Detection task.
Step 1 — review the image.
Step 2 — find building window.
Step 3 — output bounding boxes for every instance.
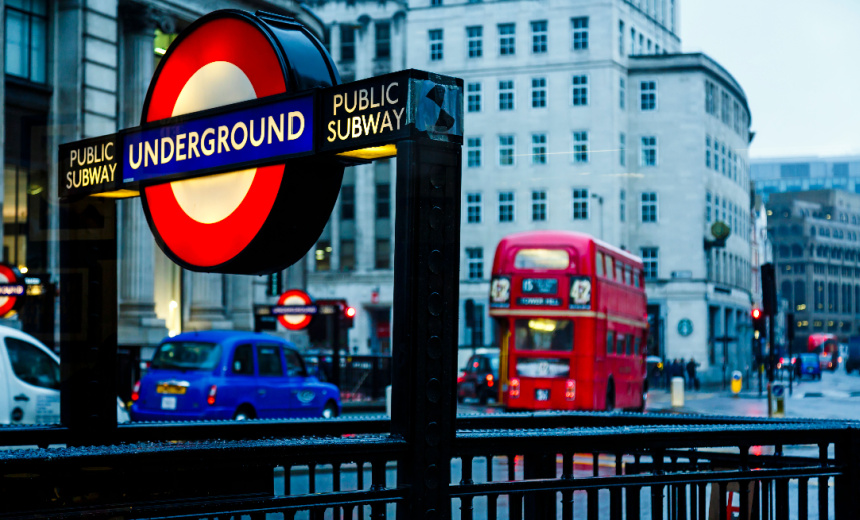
[532,190,547,221]
[375,22,391,58]
[531,20,547,54]
[706,191,712,222]
[640,80,656,110]
[618,20,625,56]
[531,77,547,108]
[532,133,547,164]
[630,27,636,55]
[572,75,588,106]
[467,82,482,112]
[641,247,658,279]
[705,80,717,115]
[572,131,588,163]
[467,137,482,167]
[5,0,47,83]
[315,240,332,271]
[571,16,589,50]
[467,26,483,58]
[499,80,514,110]
[619,77,626,110]
[340,25,355,62]
[721,91,730,124]
[572,188,589,220]
[340,239,356,271]
[499,135,515,166]
[619,133,626,167]
[340,185,355,220]
[431,0,443,6]
[498,23,516,56]
[429,29,443,61]
[706,135,711,168]
[376,183,391,219]
[467,192,482,223]
[467,248,484,280]
[375,239,391,269]
[499,191,515,222]
[641,192,658,222]
[640,136,657,166]
[620,189,626,222]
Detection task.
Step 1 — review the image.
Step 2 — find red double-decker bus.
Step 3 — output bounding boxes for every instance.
[489,230,648,411]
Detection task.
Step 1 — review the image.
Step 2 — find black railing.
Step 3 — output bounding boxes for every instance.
[1,414,857,519]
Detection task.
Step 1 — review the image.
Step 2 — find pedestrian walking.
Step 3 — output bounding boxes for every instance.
[686,357,700,390]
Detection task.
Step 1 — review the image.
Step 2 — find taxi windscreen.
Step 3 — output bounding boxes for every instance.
[151,342,222,371]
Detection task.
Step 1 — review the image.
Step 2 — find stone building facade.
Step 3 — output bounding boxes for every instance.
[306,0,757,385]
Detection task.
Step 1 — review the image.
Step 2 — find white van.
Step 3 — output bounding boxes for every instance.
[0,325,61,424]
[0,325,130,425]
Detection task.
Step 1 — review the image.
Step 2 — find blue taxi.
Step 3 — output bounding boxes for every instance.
[130,331,340,421]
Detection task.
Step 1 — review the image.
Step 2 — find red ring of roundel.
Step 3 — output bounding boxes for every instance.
[0,264,18,317]
[278,289,313,330]
[143,16,286,268]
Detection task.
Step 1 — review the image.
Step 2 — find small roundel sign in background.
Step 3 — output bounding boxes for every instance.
[276,289,315,330]
[0,264,21,317]
[139,10,344,275]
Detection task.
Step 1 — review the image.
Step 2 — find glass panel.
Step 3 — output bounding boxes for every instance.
[514,318,573,351]
[150,342,222,371]
[231,344,254,375]
[257,345,284,377]
[5,10,29,77]
[30,15,46,82]
[513,248,570,270]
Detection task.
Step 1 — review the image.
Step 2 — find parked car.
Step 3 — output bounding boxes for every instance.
[795,353,821,380]
[130,331,341,421]
[457,349,500,405]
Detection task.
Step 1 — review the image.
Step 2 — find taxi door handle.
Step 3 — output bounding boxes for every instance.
[14,394,29,402]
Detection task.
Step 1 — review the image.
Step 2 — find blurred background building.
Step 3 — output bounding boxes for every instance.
[307,0,756,385]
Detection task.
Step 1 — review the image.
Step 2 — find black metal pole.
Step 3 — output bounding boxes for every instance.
[59,196,118,443]
[392,139,461,519]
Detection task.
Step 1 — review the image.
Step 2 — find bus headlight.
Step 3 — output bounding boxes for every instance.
[509,377,520,398]
[565,379,576,401]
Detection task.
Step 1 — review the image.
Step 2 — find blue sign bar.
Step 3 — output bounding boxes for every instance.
[272,304,318,316]
[0,283,25,296]
[122,95,314,185]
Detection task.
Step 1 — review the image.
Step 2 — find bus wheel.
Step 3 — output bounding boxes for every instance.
[605,382,615,412]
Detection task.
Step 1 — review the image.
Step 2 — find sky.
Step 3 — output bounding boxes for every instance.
[679,0,860,159]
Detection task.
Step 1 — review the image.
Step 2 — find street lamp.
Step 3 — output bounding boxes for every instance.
[591,193,604,239]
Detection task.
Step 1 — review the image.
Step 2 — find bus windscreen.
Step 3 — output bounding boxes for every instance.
[513,249,569,270]
[514,319,573,351]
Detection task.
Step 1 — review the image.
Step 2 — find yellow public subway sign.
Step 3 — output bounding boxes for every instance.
[319,69,463,159]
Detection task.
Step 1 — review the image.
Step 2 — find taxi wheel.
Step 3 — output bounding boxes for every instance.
[322,401,338,419]
[233,406,256,421]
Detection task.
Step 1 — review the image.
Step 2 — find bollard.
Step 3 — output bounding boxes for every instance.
[385,385,392,416]
[770,383,785,418]
[731,370,743,396]
[671,377,685,407]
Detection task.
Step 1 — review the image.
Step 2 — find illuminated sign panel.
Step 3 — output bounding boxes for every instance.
[124,95,313,185]
[59,135,120,198]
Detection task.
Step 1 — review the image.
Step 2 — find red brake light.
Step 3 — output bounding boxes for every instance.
[509,377,520,398]
[565,379,576,401]
[486,374,494,387]
[457,371,465,384]
[131,381,140,402]
[207,385,217,406]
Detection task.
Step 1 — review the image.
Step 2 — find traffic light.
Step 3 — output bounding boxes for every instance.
[752,308,766,339]
[761,263,777,316]
[342,305,356,329]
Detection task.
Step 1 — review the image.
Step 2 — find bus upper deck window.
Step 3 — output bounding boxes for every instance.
[514,249,570,270]
[595,252,604,277]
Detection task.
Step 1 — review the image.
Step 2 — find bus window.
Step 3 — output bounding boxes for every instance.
[625,266,632,285]
[514,249,570,270]
[606,257,614,279]
[596,252,604,277]
[514,319,573,351]
[626,336,632,355]
[633,269,641,288]
[616,334,625,356]
[615,262,623,281]
[606,330,615,354]
[634,337,641,355]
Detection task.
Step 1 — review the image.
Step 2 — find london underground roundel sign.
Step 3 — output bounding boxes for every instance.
[140,10,344,275]
[276,289,315,330]
[0,264,22,317]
